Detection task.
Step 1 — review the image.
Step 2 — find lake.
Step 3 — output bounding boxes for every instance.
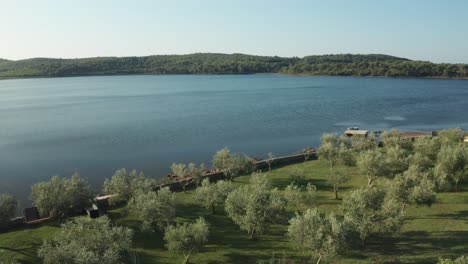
[1,74,468,206]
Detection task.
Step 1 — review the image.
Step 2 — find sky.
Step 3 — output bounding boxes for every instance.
[1,0,467,63]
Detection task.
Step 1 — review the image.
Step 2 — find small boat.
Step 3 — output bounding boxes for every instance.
[347,127,359,130]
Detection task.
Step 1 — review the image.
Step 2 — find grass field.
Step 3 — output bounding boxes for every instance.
[1,159,467,263]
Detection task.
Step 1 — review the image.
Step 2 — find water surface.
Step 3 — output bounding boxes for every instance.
[1,75,467,206]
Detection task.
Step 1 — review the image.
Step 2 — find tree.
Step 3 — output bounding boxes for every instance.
[287,208,344,264]
[31,173,93,219]
[171,163,190,192]
[188,163,206,186]
[386,165,436,211]
[318,134,352,198]
[383,145,410,177]
[103,169,154,205]
[380,129,401,148]
[438,256,468,264]
[171,163,206,191]
[340,187,403,245]
[357,149,387,186]
[437,128,463,146]
[413,136,441,162]
[0,193,18,227]
[350,134,378,153]
[164,217,209,264]
[226,153,252,179]
[212,148,252,179]
[338,137,356,166]
[266,152,275,171]
[171,163,188,178]
[317,135,339,172]
[225,173,285,239]
[212,147,231,170]
[380,129,413,151]
[284,183,316,210]
[195,179,233,214]
[128,187,176,231]
[434,144,467,191]
[327,171,351,200]
[38,216,133,264]
[410,152,433,171]
[303,147,315,162]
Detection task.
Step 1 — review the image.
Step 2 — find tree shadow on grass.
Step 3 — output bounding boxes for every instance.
[432,210,468,220]
[361,231,468,264]
[0,245,42,262]
[200,211,292,254]
[405,209,468,223]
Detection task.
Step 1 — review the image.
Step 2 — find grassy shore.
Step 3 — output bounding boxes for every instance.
[1,159,467,263]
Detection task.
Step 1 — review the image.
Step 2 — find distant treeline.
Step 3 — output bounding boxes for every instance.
[0,53,467,79]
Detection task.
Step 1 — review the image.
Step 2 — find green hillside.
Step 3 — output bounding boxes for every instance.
[0,53,467,79]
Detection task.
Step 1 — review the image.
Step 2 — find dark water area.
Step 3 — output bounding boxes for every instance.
[1,74,468,207]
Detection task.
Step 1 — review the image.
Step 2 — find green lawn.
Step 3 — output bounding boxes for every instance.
[1,160,467,263]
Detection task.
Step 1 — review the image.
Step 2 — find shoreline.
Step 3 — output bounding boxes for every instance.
[1,72,468,81]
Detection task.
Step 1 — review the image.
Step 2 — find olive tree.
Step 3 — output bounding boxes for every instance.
[0,193,18,227]
[318,134,351,198]
[387,165,436,211]
[212,147,231,170]
[380,129,401,148]
[437,128,463,146]
[225,173,285,239]
[317,133,340,172]
[164,217,209,264]
[284,182,316,210]
[380,129,413,150]
[195,179,233,214]
[413,136,441,162]
[350,134,378,153]
[303,147,315,162]
[128,187,176,231]
[31,173,93,219]
[410,152,434,172]
[434,144,467,191]
[103,169,155,205]
[212,148,252,179]
[188,163,206,186]
[266,152,275,171]
[356,149,387,186]
[38,216,133,264]
[327,172,351,200]
[341,187,403,245]
[338,137,356,166]
[171,163,188,178]
[438,256,468,264]
[287,208,344,264]
[383,145,410,177]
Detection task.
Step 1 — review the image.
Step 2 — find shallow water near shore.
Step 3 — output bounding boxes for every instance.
[1,74,468,206]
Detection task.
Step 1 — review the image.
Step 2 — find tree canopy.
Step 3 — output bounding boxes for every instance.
[38,216,133,264]
[128,187,176,231]
[164,217,209,264]
[0,193,18,227]
[1,53,467,79]
[31,173,93,218]
[224,173,285,239]
[287,208,344,264]
[103,169,155,205]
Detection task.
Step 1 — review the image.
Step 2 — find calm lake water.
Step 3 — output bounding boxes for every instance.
[1,75,468,206]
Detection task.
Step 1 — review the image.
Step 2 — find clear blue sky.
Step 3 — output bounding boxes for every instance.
[1,0,467,63]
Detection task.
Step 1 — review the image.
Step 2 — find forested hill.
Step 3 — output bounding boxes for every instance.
[0,53,467,79]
